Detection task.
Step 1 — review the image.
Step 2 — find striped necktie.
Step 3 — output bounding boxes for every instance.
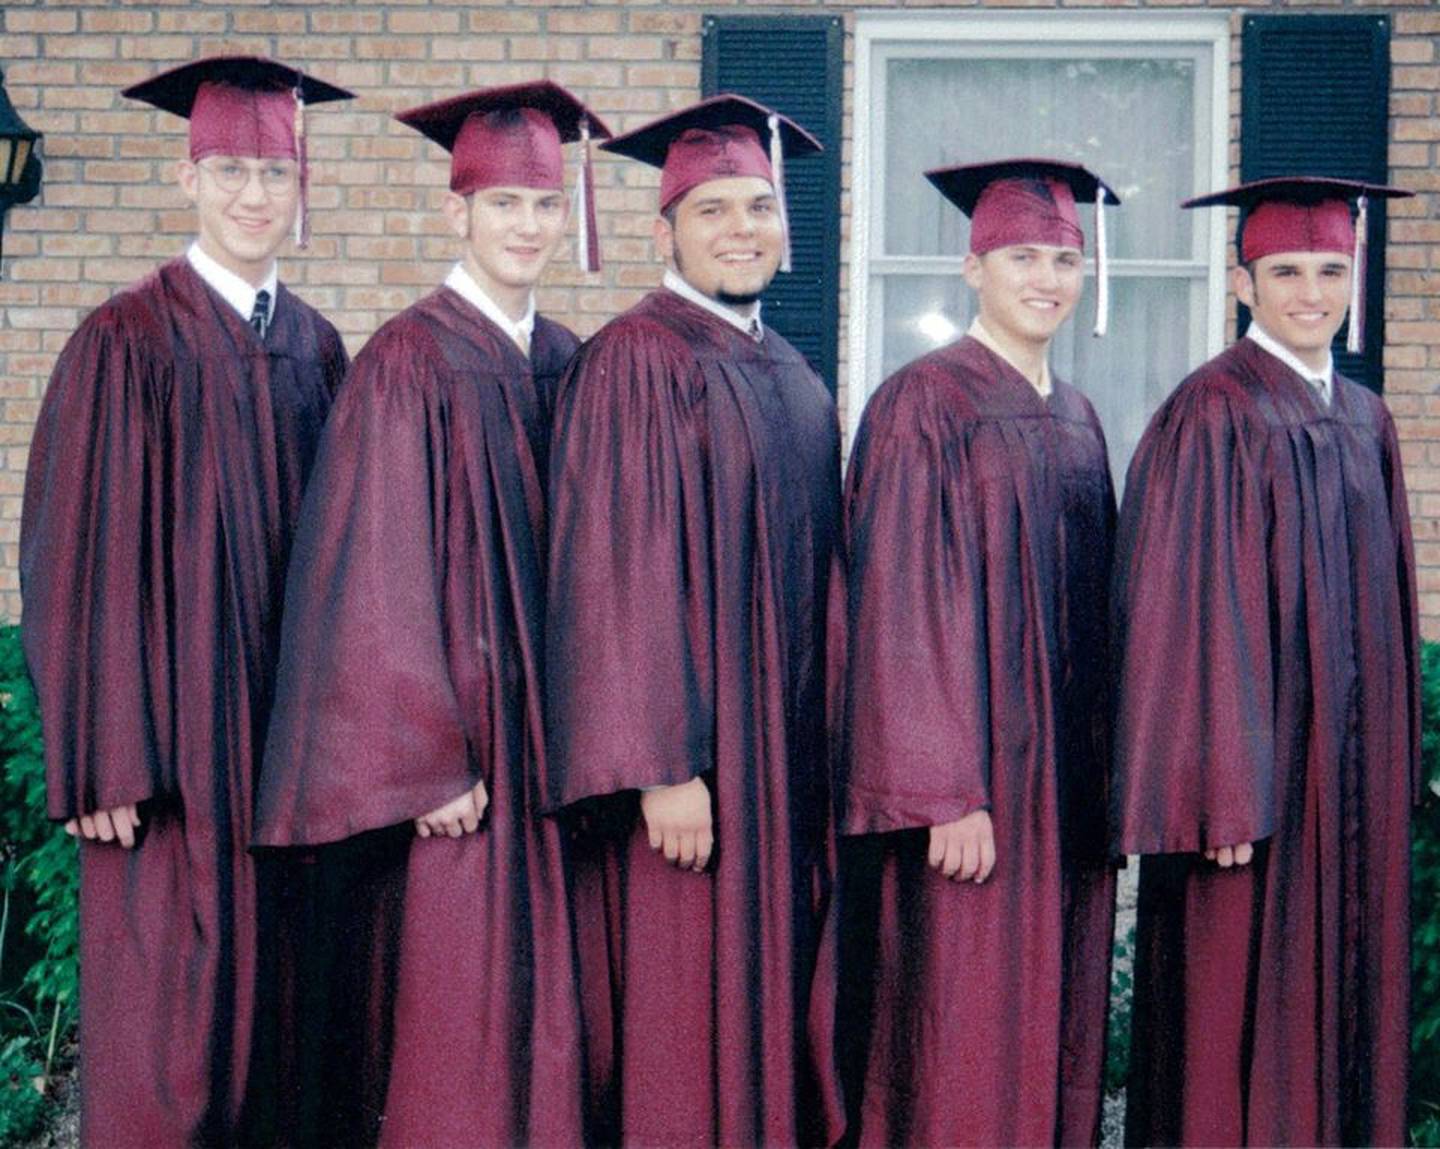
[250,289,270,340]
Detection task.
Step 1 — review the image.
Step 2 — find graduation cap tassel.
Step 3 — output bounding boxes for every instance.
[1347,193,1368,355]
[767,113,792,274]
[576,118,601,274]
[293,84,309,249]
[1092,185,1109,338]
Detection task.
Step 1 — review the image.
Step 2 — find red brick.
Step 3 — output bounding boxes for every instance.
[311,11,385,33]
[155,11,228,33]
[4,10,77,32]
[589,36,667,61]
[82,10,155,33]
[549,10,623,33]
[6,61,77,85]
[234,10,307,33]
[389,9,459,33]
[467,11,541,32]
[40,283,111,308]
[509,36,585,61]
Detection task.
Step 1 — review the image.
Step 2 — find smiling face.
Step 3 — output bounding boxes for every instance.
[443,184,569,321]
[655,176,782,307]
[962,243,1084,354]
[179,155,299,287]
[1232,251,1352,373]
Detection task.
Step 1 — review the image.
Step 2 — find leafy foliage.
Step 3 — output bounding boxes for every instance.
[0,624,77,1141]
[1412,643,1440,1145]
[1105,924,1134,1094]
[0,1035,47,1145]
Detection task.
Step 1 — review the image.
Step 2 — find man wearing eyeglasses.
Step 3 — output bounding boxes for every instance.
[19,56,351,1146]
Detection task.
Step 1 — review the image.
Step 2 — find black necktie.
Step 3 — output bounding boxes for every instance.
[250,290,270,340]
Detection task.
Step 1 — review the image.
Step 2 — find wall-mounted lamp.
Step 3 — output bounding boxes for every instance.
[0,68,43,279]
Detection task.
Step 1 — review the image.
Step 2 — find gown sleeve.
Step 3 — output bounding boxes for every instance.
[837,380,992,835]
[256,325,475,846]
[21,305,175,820]
[1111,380,1276,855]
[1379,407,1423,807]
[543,322,715,810]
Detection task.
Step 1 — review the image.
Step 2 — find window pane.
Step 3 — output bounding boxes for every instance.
[883,56,1198,261]
[877,273,1197,486]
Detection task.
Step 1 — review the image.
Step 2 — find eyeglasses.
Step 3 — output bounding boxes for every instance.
[196,158,299,196]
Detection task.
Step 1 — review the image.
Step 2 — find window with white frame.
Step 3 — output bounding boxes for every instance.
[847,13,1231,485]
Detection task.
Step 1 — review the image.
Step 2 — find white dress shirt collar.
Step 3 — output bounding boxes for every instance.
[663,269,764,341]
[967,317,1052,397]
[445,263,535,354]
[187,242,277,327]
[1246,322,1333,407]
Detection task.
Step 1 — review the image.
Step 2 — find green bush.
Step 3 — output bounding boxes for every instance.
[0,623,77,1142]
[1412,642,1440,1145]
[1105,925,1134,1095]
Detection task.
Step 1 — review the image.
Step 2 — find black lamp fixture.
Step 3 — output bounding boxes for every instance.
[0,67,43,279]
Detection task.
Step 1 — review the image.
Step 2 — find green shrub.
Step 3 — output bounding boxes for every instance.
[0,623,76,1142]
[1105,924,1134,1094]
[0,1034,47,1145]
[1412,642,1440,1145]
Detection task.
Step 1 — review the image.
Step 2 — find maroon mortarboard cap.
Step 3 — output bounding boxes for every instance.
[1182,176,1409,261]
[123,56,352,249]
[926,158,1119,254]
[602,94,822,271]
[397,82,612,273]
[927,158,1122,337]
[1184,176,1412,351]
[122,56,351,162]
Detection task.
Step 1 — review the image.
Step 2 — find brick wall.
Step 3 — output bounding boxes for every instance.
[0,1,1436,632]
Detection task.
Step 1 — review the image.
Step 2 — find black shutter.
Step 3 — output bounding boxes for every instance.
[1240,14,1392,392]
[702,15,843,396]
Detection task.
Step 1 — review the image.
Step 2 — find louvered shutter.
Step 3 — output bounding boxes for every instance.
[701,15,843,396]
[1241,14,1392,392]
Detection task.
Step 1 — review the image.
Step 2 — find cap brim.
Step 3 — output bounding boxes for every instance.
[122,56,353,117]
[1182,176,1412,210]
[600,93,822,169]
[925,157,1121,217]
[396,81,613,153]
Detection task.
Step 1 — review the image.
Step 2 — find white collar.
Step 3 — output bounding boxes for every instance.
[187,242,277,325]
[1245,323,1333,406]
[445,263,535,353]
[663,269,764,341]
[967,317,1052,397]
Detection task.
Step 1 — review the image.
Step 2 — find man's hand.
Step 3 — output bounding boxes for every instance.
[415,779,490,839]
[928,810,995,883]
[640,777,713,872]
[65,804,141,849]
[1203,841,1254,868]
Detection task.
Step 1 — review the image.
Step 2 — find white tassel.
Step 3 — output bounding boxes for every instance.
[1347,194,1368,355]
[575,119,595,273]
[293,84,307,248]
[1092,185,1109,338]
[768,112,792,274]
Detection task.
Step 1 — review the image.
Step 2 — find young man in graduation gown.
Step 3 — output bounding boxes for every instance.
[1113,177,1420,1147]
[545,96,844,1147]
[19,56,351,1146]
[254,83,607,1148]
[834,159,1119,1147]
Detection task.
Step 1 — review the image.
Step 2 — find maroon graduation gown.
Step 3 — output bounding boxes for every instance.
[255,288,585,1148]
[20,257,345,1146]
[1112,338,1420,1147]
[545,289,845,1147]
[834,336,1116,1147]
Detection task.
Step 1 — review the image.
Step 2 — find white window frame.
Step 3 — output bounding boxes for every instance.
[846,11,1232,446]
